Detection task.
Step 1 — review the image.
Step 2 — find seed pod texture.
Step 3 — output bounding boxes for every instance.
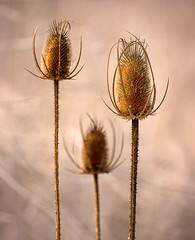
[82,122,108,173]
[115,39,152,119]
[41,21,72,80]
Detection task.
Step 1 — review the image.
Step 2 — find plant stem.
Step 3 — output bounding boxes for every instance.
[93,173,101,240]
[54,80,61,240]
[128,119,139,240]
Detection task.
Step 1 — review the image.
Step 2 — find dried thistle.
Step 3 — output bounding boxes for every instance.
[64,115,124,240]
[27,20,84,240]
[41,21,72,79]
[104,34,169,120]
[27,20,84,80]
[103,34,169,240]
[82,120,108,173]
[64,115,124,174]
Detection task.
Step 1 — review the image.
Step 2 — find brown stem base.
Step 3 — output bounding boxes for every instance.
[128,119,139,240]
[54,80,61,240]
[94,174,101,240]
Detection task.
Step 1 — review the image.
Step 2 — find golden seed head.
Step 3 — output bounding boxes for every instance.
[115,38,153,119]
[41,20,72,80]
[64,116,125,174]
[82,121,108,174]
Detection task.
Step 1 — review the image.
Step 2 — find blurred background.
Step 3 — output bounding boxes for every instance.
[0,0,195,239]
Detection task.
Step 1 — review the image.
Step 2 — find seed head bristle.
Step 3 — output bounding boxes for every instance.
[82,121,108,174]
[115,39,152,119]
[41,20,72,80]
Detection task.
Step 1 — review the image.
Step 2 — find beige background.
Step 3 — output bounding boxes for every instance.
[0,0,195,239]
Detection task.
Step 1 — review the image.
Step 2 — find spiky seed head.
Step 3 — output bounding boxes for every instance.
[115,38,154,120]
[41,20,72,80]
[82,121,108,174]
[64,116,124,174]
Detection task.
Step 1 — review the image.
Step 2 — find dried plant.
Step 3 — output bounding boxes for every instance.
[27,20,84,240]
[104,34,169,240]
[64,115,124,240]
[27,20,84,80]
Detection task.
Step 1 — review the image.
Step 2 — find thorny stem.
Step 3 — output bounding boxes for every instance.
[128,119,139,240]
[54,80,61,240]
[93,174,101,240]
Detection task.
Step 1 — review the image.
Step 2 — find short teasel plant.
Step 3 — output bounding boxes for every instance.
[104,34,169,240]
[64,115,124,240]
[27,20,84,240]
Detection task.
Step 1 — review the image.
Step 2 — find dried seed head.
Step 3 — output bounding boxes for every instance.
[116,40,151,117]
[82,120,108,174]
[115,38,154,119]
[27,20,84,81]
[41,20,72,80]
[103,35,169,121]
[64,116,124,175]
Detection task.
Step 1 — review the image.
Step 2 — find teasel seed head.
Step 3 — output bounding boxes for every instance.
[104,34,169,120]
[26,20,84,80]
[41,20,72,79]
[63,115,124,175]
[82,119,108,173]
[116,39,152,119]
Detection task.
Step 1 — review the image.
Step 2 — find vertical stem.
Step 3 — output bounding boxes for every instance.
[54,80,61,240]
[128,119,139,240]
[93,173,101,240]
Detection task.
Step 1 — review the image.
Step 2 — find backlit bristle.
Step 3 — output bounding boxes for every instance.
[82,121,108,174]
[41,20,72,80]
[115,39,152,119]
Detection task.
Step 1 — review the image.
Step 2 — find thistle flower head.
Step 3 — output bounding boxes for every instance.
[64,115,124,175]
[116,39,152,119]
[104,34,169,120]
[27,20,84,81]
[82,119,108,173]
[41,20,72,79]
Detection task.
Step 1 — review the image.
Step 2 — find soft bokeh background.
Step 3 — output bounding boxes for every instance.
[0,0,195,239]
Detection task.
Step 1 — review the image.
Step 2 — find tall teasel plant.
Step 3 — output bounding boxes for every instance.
[64,115,124,240]
[104,34,169,240]
[27,20,84,240]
